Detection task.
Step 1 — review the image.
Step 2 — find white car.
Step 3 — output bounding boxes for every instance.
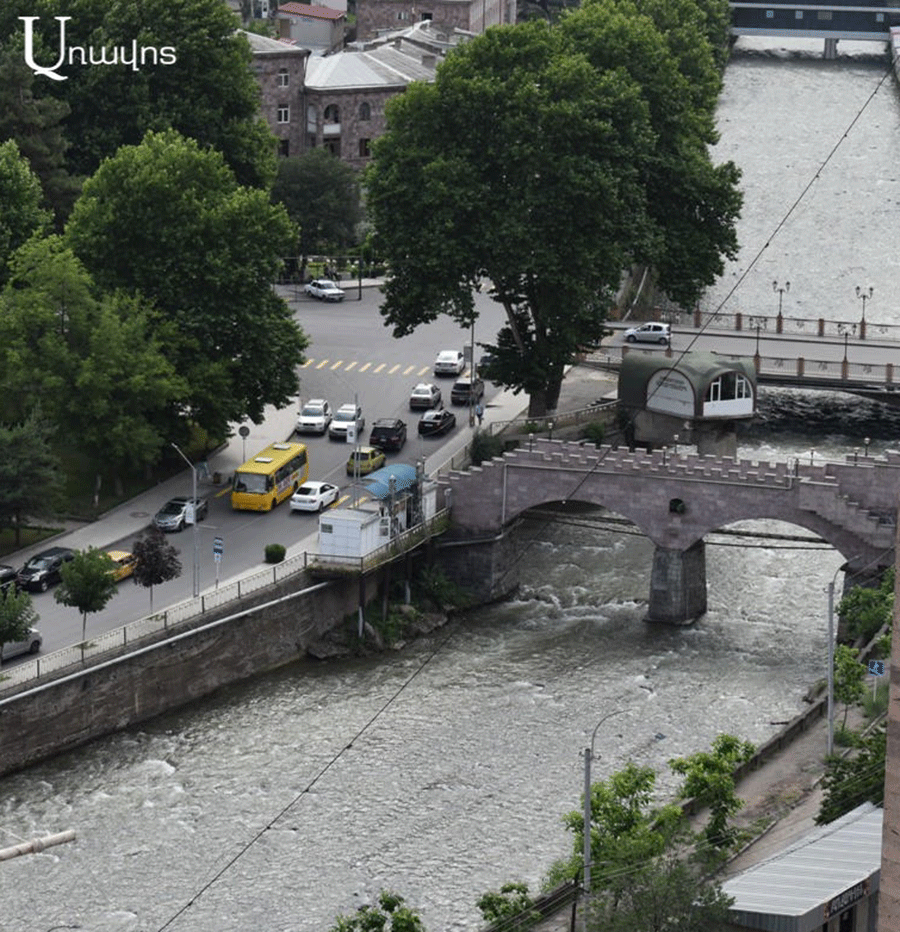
[290,481,340,512]
[1,627,42,662]
[409,382,442,410]
[296,399,332,434]
[304,279,345,302]
[434,349,465,376]
[623,322,671,345]
[329,403,365,440]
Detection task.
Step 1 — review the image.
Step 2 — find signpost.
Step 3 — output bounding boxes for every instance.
[213,536,224,589]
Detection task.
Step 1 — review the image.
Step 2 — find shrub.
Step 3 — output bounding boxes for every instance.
[581,421,605,445]
[471,432,505,466]
[265,543,286,564]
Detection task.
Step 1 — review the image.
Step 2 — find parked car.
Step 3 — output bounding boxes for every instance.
[290,481,340,513]
[369,418,407,452]
[623,322,671,345]
[304,279,345,302]
[434,349,465,376]
[409,382,442,410]
[16,546,75,592]
[347,446,386,476]
[0,564,17,594]
[1,627,42,662]
[152,496,209,532]
[418,408,457,437]
[296,399,332,435]
[329,403,365,440]
[106,550,137,582]
[450,376,485,406]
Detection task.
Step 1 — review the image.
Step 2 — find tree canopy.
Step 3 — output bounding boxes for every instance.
[131,527,182,611]
[367,3,741,415]
[0,588,39,660]
[55,547,118,643]
[0,139,50,285]
[66,129,308,439]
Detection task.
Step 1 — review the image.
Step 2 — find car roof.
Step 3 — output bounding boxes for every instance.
[106,550,132,560]
[412,382,436,391]
[304,398,328,406]
[297,480,329,490]
[336,403,358,411]
[373,418,402,426]
[436,349,460,357]
[352,446,379,454]
[421,410,444,420]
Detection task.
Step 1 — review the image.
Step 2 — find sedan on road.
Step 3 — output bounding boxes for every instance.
[107,550,137,582]
[304,279,345,302]
[290,481,340,512]
[347,446,386,476]
[1,627,42,662]
[624,322,670,345]
[418,408,457,437]
[434,350,465,376]
[409,382,442,410]
[152,497,209,532]
[17,546,75,592]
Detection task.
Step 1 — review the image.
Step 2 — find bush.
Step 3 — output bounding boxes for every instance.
[471,432,505,466]
[264,543,286,564]
[581,421,605,445]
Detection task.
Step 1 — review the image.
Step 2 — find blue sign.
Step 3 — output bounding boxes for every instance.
[213,537,224,556]
[868,660,885,676]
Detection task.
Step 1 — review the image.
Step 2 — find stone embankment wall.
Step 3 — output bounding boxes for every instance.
[0,570,380,778]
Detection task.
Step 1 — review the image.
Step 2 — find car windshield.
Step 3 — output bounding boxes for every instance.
[233,472,268,494]
[160,502,184,515]
[25,557,52,570]
[334,410,355,422]
[318,280,338,289]
[301,405,324,416]
[296,485,317,496]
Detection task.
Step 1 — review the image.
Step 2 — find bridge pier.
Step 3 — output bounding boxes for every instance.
[824,38,838,59]
[647,541,707,625]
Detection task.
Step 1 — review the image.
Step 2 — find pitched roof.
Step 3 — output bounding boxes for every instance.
[278,2,345,20]
[305,44,437,89]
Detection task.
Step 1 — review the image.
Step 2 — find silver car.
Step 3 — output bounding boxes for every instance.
[623,322,671,345]
[153,496,209,532]
[1,627,42,662]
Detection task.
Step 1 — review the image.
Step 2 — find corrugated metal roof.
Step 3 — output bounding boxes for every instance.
[362,464,418,499]
[721,804,882,932]
[305,45,436,89]
[241,30,308,55]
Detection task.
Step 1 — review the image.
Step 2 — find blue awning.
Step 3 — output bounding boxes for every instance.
[361,464,418,499]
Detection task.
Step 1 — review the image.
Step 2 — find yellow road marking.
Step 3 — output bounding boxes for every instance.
[316,359,329,369]
[403,365,417,374]
[418,366,430,375]
[359,362,371,372]
[388,364,401,374]
[331,360,343,370]
[373,363,386,373]
[344,362,358,372]
[300,359,313,368]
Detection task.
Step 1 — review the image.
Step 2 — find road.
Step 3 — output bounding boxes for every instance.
[8,287,510,660]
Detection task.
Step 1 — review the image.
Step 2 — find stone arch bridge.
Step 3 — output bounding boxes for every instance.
[440,439,899,622]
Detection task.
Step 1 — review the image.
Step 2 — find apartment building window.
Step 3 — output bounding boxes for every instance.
[358,138,371,157]
[359,102,371,121]
[277,105,290,123]
[278,68,289,87]
[324,104,340,123]
[279,139,290,156]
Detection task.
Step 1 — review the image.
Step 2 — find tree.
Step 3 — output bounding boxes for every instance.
[0,588,39,662]
[54,547,118,644]
[669,733,755,851]
[817,725,886,825]
[131,528,182,611]
[477,881,541,928]
[271,150,362,269]
[0,410,63,546]
[329,890,426,932]
[66,129,308,440]
[3,0,276,190]
[368,22,655,416]
[0,139,50,285]
[838,569,894,642]
[587,843,734,932]
[833,644,865,730]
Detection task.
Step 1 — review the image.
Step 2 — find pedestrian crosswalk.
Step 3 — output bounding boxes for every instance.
[301,358,433,377]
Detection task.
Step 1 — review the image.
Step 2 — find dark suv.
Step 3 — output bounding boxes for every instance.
[369,418,407,452]
[17,546,76,592]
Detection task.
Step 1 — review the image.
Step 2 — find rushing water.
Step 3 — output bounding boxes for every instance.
[2,36,899,932]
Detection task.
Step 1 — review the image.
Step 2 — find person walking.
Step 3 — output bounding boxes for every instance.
[475,402,484,426]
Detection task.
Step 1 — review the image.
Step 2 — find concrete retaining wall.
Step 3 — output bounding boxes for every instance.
[0,570,379,778]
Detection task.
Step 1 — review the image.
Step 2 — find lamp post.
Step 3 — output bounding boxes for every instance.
[582,709,626,930]
[864,436,871,458]
[856,285,873,323]
[773,280,790,330]
[171,442,200,598]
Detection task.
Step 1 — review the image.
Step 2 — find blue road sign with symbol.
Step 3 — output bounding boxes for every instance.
[868,660,884,676]
[213,537,224,556]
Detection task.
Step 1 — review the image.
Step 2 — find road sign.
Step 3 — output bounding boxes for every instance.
[868,660,884,676]
[213,537,224,557]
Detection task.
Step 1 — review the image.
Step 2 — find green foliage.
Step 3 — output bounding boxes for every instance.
[837,569,893,642]
[330,890,425,932]
[0,139,51,283]
[265,543,286,564]
[131,528,182,611]
[558,761,686,889]
[414,565,470,611]
[66,129,308,440]
[587,844,734,932]
[581,422,606,445]
[669,733,755,850]
[470,432,506,466]
[862,681,889,720]
[0,410,63,547]
[817,725,886,824]
[272,150,362,256]
[55,547,118,642]
[0,587,39,659]
[833,645,865,728]
[477,881,541,929]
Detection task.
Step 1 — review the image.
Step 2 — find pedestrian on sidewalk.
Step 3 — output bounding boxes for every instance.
[475,402,484,426]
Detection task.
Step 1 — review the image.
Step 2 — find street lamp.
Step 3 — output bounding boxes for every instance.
[582,709,626,929]
[864,436,871,458]
[171,442,200,598]
[856,285,873,323]
[772,280,790,317]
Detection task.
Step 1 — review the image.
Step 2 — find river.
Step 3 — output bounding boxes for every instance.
[2,34,899,932]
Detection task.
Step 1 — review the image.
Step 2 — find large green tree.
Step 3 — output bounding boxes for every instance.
[55,547,118,644]
[368,22,655,416]
[817,725,886,825]
[0,139,50,285]
[0,0,275,190]
[66,129,308,439]
[272,149,362,262]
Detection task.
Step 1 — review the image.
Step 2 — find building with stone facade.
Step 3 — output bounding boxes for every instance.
[276,1,346,53]
[355,0,515,40]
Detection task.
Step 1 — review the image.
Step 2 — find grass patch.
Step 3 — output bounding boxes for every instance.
[0,525,64,560]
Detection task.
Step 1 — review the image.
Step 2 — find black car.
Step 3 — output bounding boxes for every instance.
[0,564,18,594]
[418,408,457,437]
[369,418,407,452]
[450,376,485,406]
[17,546,76,592]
